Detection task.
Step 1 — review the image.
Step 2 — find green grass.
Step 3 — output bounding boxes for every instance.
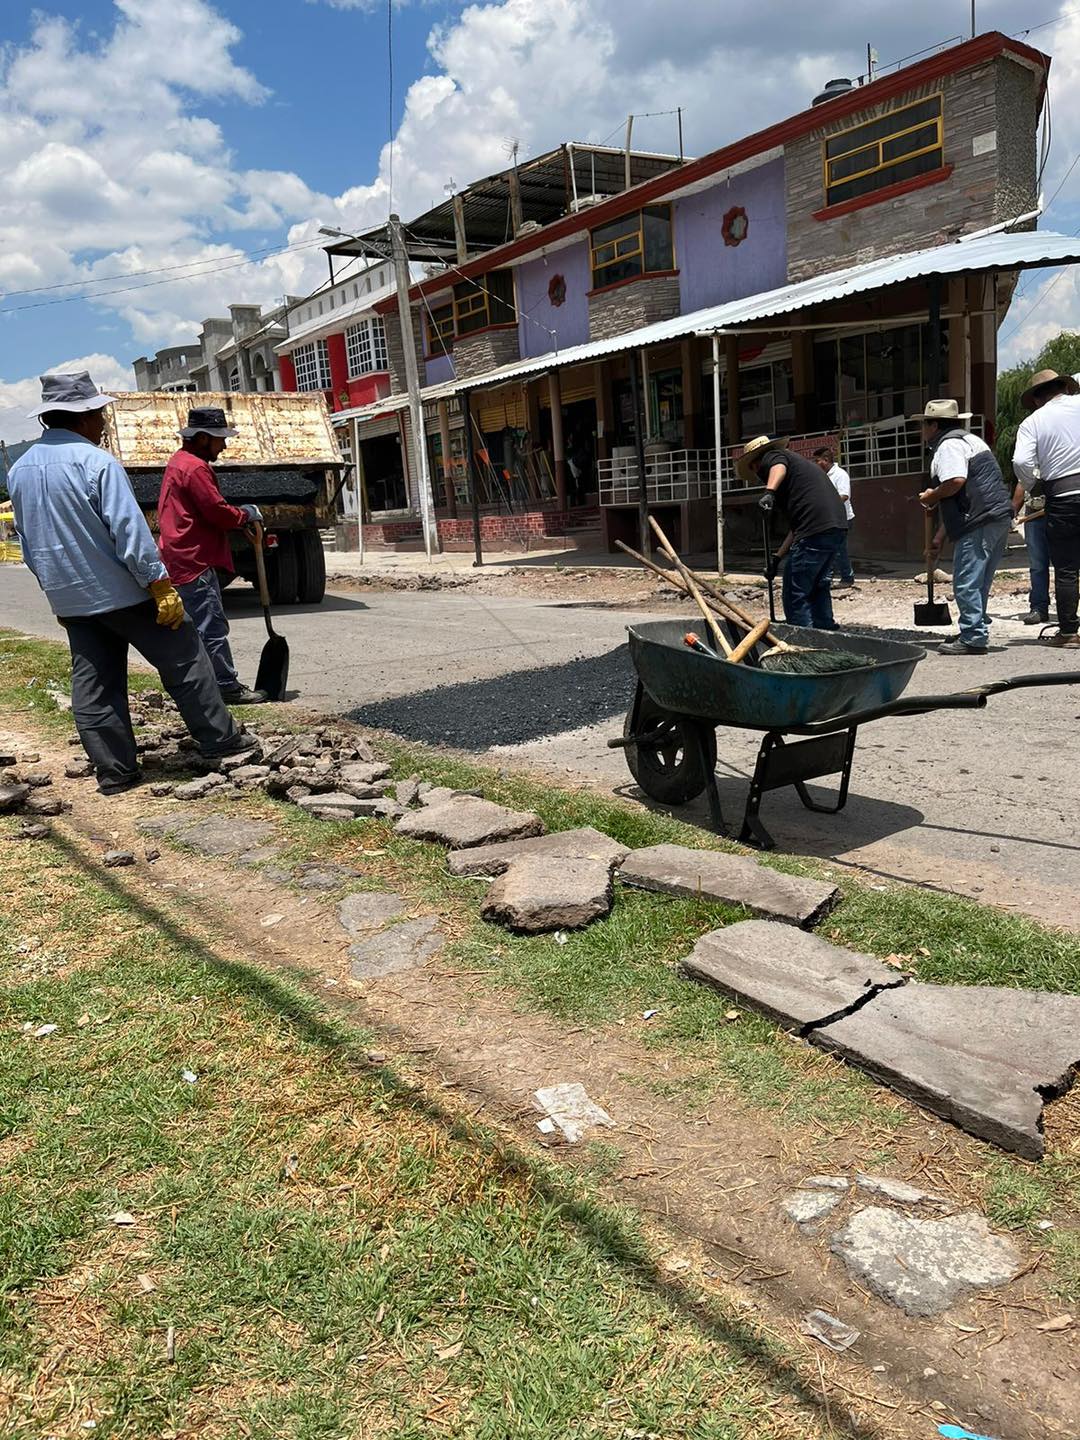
[4,630,1080,1303]
[0,836,835,1439]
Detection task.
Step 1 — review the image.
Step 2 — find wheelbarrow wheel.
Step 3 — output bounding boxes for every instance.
[623,692,716,806]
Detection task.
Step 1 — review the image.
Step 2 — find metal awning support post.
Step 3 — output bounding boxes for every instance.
[712,333,725,577]
[926,274,943,401]
[628,348,650,555]
[462,388,483,567]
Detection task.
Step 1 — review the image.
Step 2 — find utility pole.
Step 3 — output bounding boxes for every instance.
[971,1,977,39]
[388,212,438,559]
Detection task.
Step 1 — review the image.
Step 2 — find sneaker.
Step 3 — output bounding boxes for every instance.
[1021,609,1049,625]
[220,685,269,705]
[1043,632,1080,648]
[938,639,988,655]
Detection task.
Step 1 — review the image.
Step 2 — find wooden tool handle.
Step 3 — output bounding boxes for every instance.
[615,537,783,650]
[252,522,271,612]
[923,508,936,606]
[648,518,733,657]
[727,617,771,664]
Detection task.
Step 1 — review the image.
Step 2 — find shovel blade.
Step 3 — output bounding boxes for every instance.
[255,633,290,701]
[913,601,951,626]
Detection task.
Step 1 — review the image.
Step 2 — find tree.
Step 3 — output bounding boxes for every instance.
[996,331,1080,474]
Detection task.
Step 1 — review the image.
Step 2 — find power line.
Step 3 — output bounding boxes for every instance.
[0,235,331,316]
[0,235,330,303]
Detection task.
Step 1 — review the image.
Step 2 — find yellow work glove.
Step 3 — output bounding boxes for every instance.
[148,578,184,630]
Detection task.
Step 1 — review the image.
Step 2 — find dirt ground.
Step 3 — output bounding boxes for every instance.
[4,720,1079,1440]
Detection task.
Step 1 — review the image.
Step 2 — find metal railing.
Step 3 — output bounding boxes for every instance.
[597,416,986,505]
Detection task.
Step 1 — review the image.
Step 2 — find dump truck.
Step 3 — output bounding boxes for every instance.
[102,391,348,605]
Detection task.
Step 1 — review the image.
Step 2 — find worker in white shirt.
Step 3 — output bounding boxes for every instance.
[1012,368,1080,648]
[813,446,854,585]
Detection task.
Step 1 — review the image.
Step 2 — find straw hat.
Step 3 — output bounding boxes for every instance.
[736,434,786,484]
[1020,369,1080,411]
[908,399,973,423]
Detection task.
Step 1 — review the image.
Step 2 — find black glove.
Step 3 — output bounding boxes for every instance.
[758,492,775,513]
[764,560,778,582]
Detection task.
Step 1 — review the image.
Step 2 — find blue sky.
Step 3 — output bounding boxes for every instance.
[2,0,1080,440]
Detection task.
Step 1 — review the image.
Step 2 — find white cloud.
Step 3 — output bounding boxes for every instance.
[2,0,1079,380]
[0,354,136,446]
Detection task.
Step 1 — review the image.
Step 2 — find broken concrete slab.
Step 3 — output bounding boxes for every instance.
[810,983,1080,1160]
[24,796,67,816]
[230,764,271,784]
[348,915,444,979]
[447,826,629,879]
[136,809,198,836]
[395,796,544,850]
[296,791,377,821]
[64,759,94,779]
[235,845,284,867]
[855,1174,942,1206]
[171,815,277,858]
[338,891,406,936]
[293,861,361,891]
[804,1175,849,1191]
[781,1188,844,1232]
[679,920,904,1031]
[103,850,136,868]
[174,774,228,800]
[395,776,421,807]
[829,1207,1020,1316]
[618,844,839,928]
[0,782,31,813]
[339,761,391,786]
[482,854,614,933]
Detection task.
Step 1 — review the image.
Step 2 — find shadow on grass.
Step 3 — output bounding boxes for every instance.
[49,828,876,1440]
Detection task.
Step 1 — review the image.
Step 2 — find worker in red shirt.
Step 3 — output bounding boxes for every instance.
[158,407,266,704]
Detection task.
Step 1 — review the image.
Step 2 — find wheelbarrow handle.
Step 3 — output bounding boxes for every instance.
[786,670,1080,735]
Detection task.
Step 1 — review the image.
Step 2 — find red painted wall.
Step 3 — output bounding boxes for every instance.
[327,333,349,411]
[346,373,390,409]
[278,354,297,391]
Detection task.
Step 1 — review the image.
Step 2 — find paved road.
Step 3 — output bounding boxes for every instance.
[3,564,1079,930]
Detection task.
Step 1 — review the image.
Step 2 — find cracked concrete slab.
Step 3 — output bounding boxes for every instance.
[395,796,544,850]
[810,982,1080,1160]
[447,826,629,878]
[348,916,444,979]
[618,844,839,928]
[338,891,406,936]
[137,813,275,857]
[829,1207,1021,1316]
[781,1188,844,1232]
[679,920,904,1030]
[481,854,614,933]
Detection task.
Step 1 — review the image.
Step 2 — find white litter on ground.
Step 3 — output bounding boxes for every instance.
[533,1083,614,1144]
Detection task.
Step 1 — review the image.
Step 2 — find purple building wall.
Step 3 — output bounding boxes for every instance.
[424,351,455,386]
[515,241,591,358]
[674,156,787,313]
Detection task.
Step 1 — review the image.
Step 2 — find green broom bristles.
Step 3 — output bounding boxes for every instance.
[760,647,869,674]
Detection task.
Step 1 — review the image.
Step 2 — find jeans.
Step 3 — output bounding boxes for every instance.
[59,603,240,792]
[1025,513,1051,616]
[952,518,1009,649]
[835,529,855,583]
[1047,495,1080,635]
[781,528,845,629]
[178,568,239,690]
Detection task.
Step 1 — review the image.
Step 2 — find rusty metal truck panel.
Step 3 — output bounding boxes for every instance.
[102,391,346,470]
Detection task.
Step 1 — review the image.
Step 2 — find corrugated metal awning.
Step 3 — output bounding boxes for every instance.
[420,227,1080,399]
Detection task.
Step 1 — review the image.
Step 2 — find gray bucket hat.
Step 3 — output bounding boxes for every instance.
[180,405,239,439]
[27,371,117,418]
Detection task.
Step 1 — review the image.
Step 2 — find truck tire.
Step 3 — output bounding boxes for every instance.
[268,533,300,605]
[296,528,326,604]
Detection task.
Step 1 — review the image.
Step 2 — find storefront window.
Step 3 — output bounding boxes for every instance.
[811,324,949,428]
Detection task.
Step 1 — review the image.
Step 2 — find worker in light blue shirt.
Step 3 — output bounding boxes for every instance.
[7,372,248,793]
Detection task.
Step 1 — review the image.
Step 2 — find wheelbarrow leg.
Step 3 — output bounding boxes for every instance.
[739,728,859,849]
[692,723,726,835]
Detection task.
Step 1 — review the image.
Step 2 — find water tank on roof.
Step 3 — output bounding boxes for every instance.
[813,77,854,107]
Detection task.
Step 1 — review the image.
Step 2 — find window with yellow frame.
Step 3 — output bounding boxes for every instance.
[590,205,673,289]
[426,302,455,355]
[823,94,943,207]
[453,270,516,337]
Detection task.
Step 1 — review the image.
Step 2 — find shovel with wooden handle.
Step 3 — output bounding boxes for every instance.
[251,524,290,701]
[914,507,951,626]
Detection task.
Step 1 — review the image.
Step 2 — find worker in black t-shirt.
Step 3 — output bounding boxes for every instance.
[737,434,848,629]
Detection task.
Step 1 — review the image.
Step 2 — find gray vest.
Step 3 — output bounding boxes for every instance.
[931,433,1011,540]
